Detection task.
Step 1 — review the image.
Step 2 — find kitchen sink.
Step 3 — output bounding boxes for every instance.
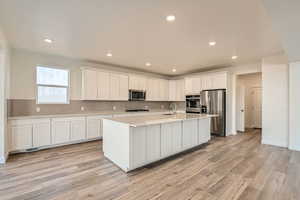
[163,113,175,116]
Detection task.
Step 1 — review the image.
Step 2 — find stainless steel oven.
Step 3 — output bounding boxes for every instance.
[129,90,146,101]
[186,94,201,113]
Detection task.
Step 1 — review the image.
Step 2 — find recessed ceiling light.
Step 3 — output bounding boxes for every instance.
[145,62,151,66]
[44,38,53,43]
[106,52,112,57]
[209,41,216,46]
[232,55,238,60]
[172,68,177,72]
[166,15,176,22]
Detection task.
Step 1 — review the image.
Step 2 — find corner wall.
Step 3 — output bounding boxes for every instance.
[289,61,300,151]
[0,28,10,163]
[261,54,289,147]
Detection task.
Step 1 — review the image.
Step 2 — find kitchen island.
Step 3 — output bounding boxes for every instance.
[103,113,216,172]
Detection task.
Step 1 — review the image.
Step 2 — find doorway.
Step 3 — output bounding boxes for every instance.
[236,73,262,132]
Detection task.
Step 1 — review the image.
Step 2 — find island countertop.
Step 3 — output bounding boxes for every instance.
[104,113,217,127]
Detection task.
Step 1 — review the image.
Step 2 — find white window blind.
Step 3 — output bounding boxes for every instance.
[36,66,70,104]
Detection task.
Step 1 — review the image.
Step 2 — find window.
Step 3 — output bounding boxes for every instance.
[36,66,70,104]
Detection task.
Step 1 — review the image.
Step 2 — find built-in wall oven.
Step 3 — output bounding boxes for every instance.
[186,94,201,113]
[129,90,146,101]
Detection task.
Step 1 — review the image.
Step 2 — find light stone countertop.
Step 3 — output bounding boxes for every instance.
[104,113,218,127]
[8,110,178,120]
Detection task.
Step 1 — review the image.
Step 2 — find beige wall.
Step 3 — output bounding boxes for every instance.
[9,48,169,100]
[262,54,289,147]
[237,73,262,128]
[0,27,10,163]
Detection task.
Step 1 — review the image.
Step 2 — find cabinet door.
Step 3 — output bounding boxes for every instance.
[131,127,147,168]
[172,122,182,153]
[97,71,110,100]
[191,77,201,93]
[201,76,212,90]
[182,120,198,149]
[52,120,70,144]
[169,80,176,101]
[33,122,51,147]
[11,125,33,150]
[212,73,227,89]
[82,69,97,100]
[110,73,120,100]
[198,118,211,144]
[70,118,86,141]
[87,118,102,139]
[176,79,185,101]
[146,125,161,162]
[161,123,173,157]
[119,74,129,100]
[185,78,193,94]
[146,78,154,101]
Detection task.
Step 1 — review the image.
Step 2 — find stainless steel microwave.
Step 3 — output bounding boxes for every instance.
[129,90,146,101]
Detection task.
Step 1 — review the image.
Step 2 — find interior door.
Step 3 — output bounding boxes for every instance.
[252,87,262,128]
[237,85,245,132]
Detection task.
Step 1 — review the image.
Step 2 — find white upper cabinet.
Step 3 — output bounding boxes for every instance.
[169,79,185,101]
[147,78,169,101]
[200,75,212,91]
[82,69,98,100]
[129,75,146,91]
[97,71,110,100]
[211,73,227,89]
[184,72,227,94]
[82,68,129,101]
[185,77,201,94]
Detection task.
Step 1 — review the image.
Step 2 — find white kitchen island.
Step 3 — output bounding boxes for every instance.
[103,113,216,172]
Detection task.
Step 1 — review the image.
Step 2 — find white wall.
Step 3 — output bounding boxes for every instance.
[261,54,289,147]
[9,48,169,100]
[289,61,300,151]
[0,28,10,163]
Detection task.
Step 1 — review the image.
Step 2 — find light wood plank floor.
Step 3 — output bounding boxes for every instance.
[1,129,300,200]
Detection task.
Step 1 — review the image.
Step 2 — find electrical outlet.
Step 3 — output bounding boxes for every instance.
[161,105,164,109]
[113,106,117,111]
[144,105,149,109]
[36,107,41,113]
[81,106,85,111]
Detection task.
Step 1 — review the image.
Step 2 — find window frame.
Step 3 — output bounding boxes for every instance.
[36,65,71,105]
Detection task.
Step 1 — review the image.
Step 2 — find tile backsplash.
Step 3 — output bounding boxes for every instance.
[8,100,173,117]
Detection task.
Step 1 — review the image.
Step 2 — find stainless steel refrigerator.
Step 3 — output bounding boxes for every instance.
[200,89,226,137]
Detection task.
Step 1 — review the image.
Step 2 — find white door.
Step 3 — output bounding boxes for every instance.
[169,80,176,101]
[236,85,246,132]
[33,121,51,147]
[252,87,262,128]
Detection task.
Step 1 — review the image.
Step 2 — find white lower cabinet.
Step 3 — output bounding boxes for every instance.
[10,119,51,151]
[52,117,86,145]
[86,115,111,139]
[52,119,71,145]
[146,125,161,162]
[161,122,182,157]
[131,126,147,169]
[182,120,198,150]
[198,118,211,144]
[70,118,86,141]
[33,120,51,147]
[11,125,33,151]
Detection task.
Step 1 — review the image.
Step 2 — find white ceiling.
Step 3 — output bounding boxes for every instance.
[0,0,283,75]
